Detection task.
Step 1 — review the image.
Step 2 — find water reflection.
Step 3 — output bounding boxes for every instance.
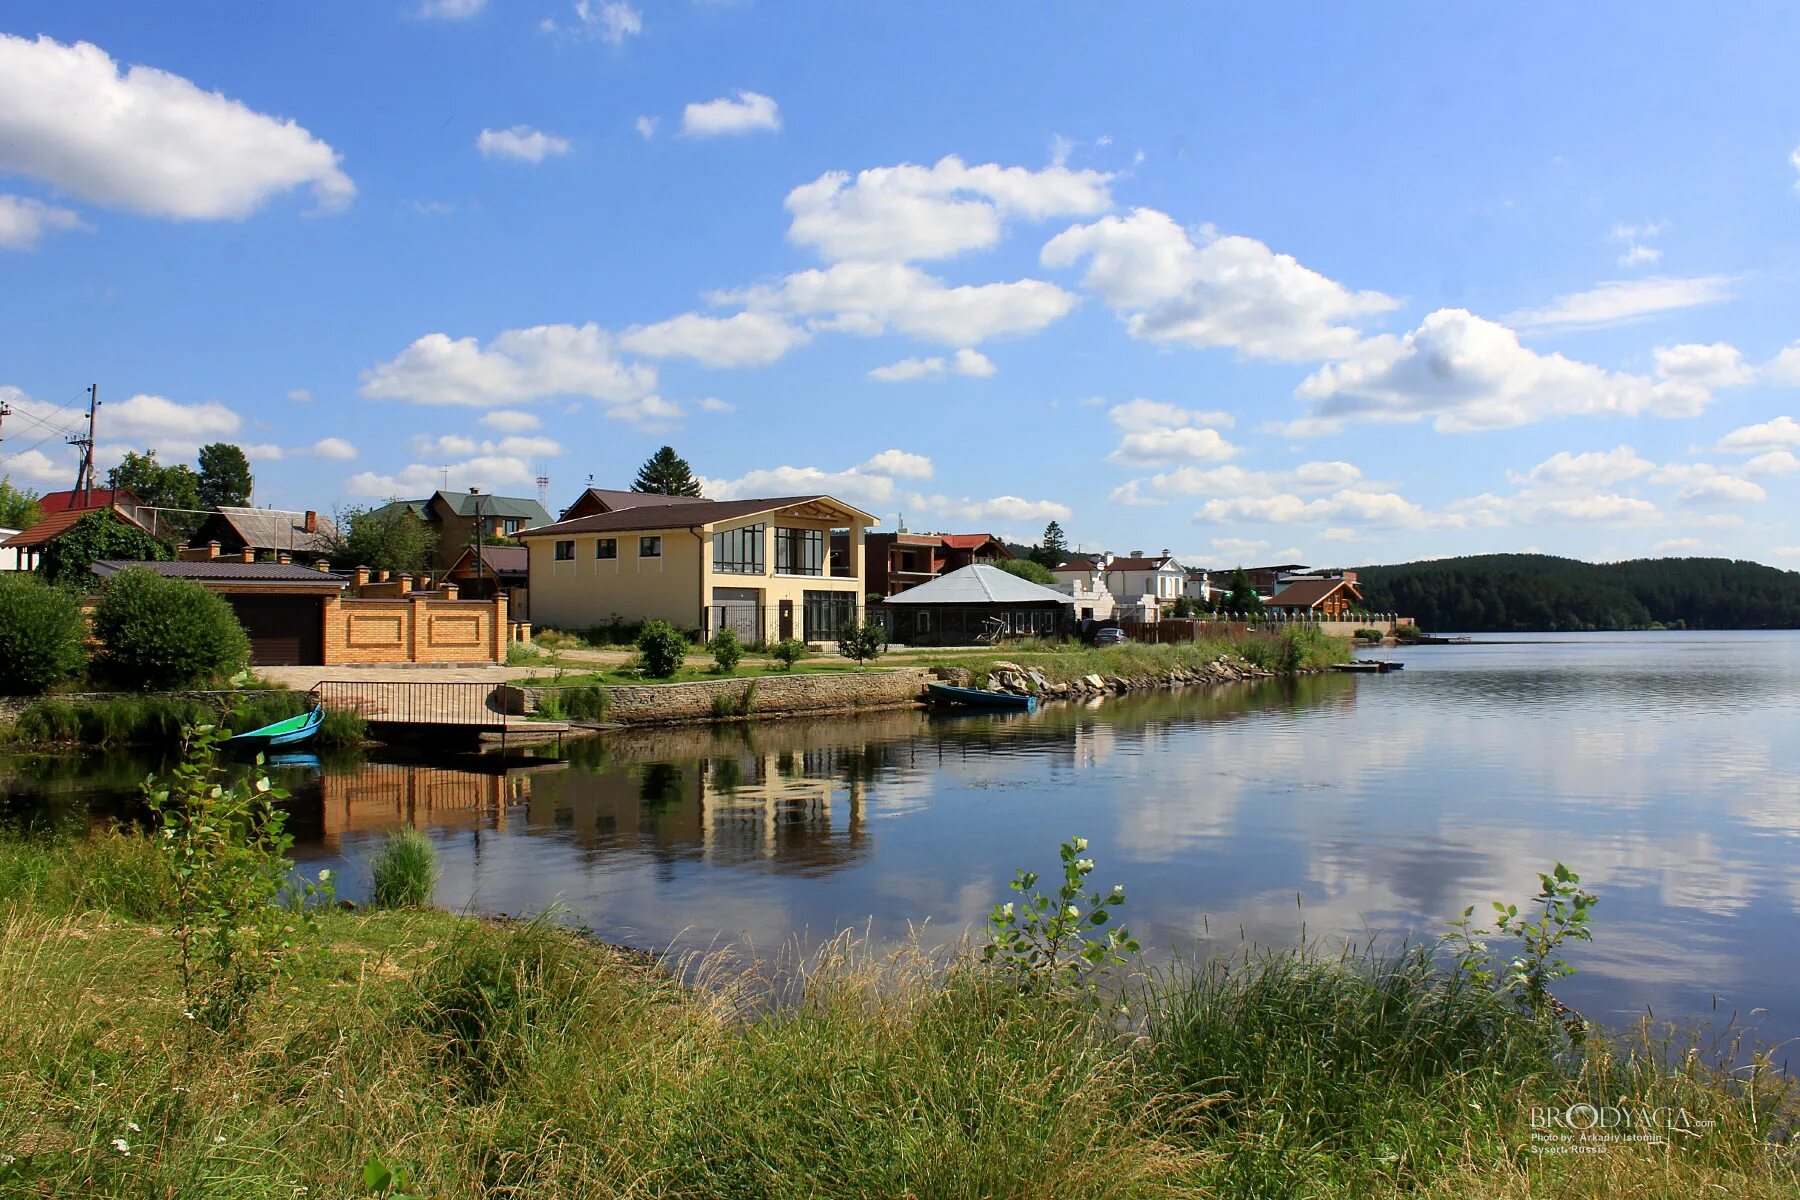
[6,633,1800,1046]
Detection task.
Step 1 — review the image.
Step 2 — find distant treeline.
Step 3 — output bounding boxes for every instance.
[1355,554,1800,631]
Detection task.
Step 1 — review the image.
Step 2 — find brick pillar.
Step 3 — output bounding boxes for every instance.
[353,565,370,591]
[322,595,340,665]
[241,547,256,563]
[491,592,508,663]
[408,593,426,662]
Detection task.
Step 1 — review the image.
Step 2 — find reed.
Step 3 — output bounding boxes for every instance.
[369,826,439,909]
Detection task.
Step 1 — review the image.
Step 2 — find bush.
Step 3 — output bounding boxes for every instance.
[709,626,743,673]
[836,619,886,668]
[537,685,607,721]
[635,619,689,678]
[1354,628,1384,641]
[0,574,87,695]
[371,827,438,909]
[771,637,807,670]
[90,568,250,689]
[992,558,1057,585]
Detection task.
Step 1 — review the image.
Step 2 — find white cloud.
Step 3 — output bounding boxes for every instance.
[1107,398,1235,431]
[286,388,313,403]
[618,311,811,368]
[1506,275,1735,331]
[921,494,1072,524]
[0,33,354,219]
[479,409,541,433]
[723,260,1077,346]
[0,447,67,484]
[476,125,571,163]
[541,0,642,41]
[859,449,934,480]
[1653,537,1706,554]
[634,115,658,140]
[1792,146,1800,195]
[1506,445,1657,488]
[700,450,1063,529]
[417,0,484,16]
[697,396,734,413]
[786,155,1112,263]
[1610,220,1667,268]
[346,454,540,498]
[361,323,657,410]
[1109,427,1239,467]
[1447,491,1663,526]
[1041,207,1397,361]
[1207,537,1272,560]
[1144,461,1363,499]
[311,437,357,460]
[1618,245,1661,267]
[1764,342,1800,385]
[1651,463,1767,505]
[681,90,780,138]
[1652,342,1754,388]
[1108,480,1168,507]
[105,393,242,449]
[1743,450,1800,477]
[867,348,995,382]
[1718,415,1800,453]
[1196,489,1431,529]
[0,194,85,249]
[1296,308,1716,432]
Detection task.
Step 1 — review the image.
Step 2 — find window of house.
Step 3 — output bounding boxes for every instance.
[554,540,574,561]
[916,611,931,633]
[712,523,764,574]
[596,538,617,560]
[776,527,824,575]
[639,536,662,559]
[802,590,855,640]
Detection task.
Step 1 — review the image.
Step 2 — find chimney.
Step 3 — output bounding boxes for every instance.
[206,540,220,559]
[442,582,459,600]
[277,551,292,565]
[303,510,317,534]
[468,486,480,495]
[398,575,412,595]
[1129,549,1144,559]
[315,558,332,572]
[353,565,370,589]
[240,547,256,563]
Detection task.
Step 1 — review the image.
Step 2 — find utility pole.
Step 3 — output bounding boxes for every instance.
[0,394,11,454]
[68,385,99,502]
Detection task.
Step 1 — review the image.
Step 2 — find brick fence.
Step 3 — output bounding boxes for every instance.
[322,594,508,665]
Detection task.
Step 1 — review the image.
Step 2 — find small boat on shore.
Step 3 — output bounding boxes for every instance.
[926,683,1039,713]
[224,706,324,753]
[1335,660,1406,674]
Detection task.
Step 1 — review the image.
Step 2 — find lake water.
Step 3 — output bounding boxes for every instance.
[6,630,1798,1047]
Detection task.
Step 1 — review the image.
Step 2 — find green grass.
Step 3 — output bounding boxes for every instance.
[1,691,368,749]
[0,829,1794,1199]
[369,827,439,909]
[937,627,1352,689]
[526,658,869,687]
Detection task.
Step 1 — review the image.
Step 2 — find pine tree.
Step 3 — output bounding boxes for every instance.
[1224,566,1264,615]
[632,446,704,496]
[197,443,254,509]
[1030,519,1070,567]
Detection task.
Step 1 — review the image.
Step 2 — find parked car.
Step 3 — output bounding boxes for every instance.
[1094,626,1131,646]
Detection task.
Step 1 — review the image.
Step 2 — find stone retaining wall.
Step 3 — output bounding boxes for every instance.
[526,668,935,727]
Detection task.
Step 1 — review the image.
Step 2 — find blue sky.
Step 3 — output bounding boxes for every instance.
[4,2,1800,569]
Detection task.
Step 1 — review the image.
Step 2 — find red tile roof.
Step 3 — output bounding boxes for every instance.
[34,488,143,517]
[938,533,1005,550]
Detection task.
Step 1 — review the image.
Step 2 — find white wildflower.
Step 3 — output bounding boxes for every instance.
[1000,902,1014,918]
[214,1135,227,1145]
[111,1138,130,1156]
[1071,836,1088,852]
[126,1122,140,1133]
[1112,884,1124,896]
[1077,858,1095,872]
[1065,905,1081,918]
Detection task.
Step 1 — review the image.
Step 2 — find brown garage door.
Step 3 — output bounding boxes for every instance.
[225,594,324,666]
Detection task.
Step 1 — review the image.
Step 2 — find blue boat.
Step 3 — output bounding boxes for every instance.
[926,683,1038,713]
[224,705,324,753]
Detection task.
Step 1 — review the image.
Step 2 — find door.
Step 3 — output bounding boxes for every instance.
[712,587,761,641]
[778,599,794,640]
[225,594,324,665]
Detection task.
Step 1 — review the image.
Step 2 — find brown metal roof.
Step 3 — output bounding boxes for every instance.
[517,495,875,537]
[90,559,348,588]
[449,544,529,576]
[1056,558,1099,571]
[1267,577,1362,609]
[0,505,147,550]
[1105,555,1178,572]
[561,487,707,517]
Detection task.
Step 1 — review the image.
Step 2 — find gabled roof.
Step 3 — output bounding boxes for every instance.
[517,494,876,538]
[448,544,529,577]
[938,533,1008,552]
[90,559,347,588]
[196,506,336,553]
[880,563,1072,605]
[1054,558,1099,572]
[1105,555,1181,572]
[561,487,707,519]
[431,491,551,523]
[1267,577,1363,609]
[35,488,144,517]
[0,505,149,550]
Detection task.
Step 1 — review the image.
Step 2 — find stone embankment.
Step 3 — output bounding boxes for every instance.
[928,655,1279,700]
[508,667,936,728]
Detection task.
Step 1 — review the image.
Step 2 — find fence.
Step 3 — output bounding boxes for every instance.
[308,680,506,729]
[701,600,866,645]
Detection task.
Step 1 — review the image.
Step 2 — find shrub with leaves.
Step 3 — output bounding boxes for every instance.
[985,836,1139,984]
[371,827,438,910]
[146,725,331,1034]
[90,568,251,689]
[836,619,886,669]
[771,637,806,670]
[635,619,690,678]
[1444,861,1598,1022]
[34,509,170,586]
[709,626,743,673]
[0,574,87,695]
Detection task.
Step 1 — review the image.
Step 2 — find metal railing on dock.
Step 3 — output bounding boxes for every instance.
[306,680,507,729]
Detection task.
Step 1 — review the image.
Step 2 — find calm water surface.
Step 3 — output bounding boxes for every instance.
[6,630,1798,1046]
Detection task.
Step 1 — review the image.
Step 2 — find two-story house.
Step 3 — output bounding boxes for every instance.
[370,489,552,571]
[852,530,1012,596]
[1103,550,1188,608]
[518,493,876,643]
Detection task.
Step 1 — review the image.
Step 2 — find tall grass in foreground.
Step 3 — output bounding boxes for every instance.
[369,826,438,909]
[0,830,1795,1199]
[3,691,367,748]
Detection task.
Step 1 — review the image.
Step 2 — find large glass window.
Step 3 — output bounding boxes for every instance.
[596,538,617,559]
[803,591,855,640]
[712,522,764,574]
[776,527,825,575]
[554,540,574,561]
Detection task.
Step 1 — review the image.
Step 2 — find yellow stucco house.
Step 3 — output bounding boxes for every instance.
[516,494,877,642]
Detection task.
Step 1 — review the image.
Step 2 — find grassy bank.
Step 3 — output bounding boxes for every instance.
[936,625,1353,688]
[0,827,1793,1198]
[0,690,367,749]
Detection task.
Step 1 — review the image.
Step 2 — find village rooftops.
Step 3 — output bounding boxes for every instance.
[0,504,149,551]
[374,490,551,525]
[1104,554,1181,572]
[32,487,146,518]
[880,562,1071,605]
[517,494,876,537]
[1266,576,1364,610]
[1055,557,1100,572]
[559,487,710,520]
[192,506,336,554]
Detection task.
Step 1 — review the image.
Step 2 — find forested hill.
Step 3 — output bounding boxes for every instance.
[1354,554,1800,631]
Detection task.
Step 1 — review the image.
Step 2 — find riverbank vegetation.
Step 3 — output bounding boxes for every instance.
[1,690,365,749]
[945,625,1352,688]
[1358,553,1800,631]
[0,802,1794,1197]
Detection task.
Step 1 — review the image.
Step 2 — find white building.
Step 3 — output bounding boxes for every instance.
[0,529,19,573]
[1102,550,1187,608]
[1048,557,1116,621]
